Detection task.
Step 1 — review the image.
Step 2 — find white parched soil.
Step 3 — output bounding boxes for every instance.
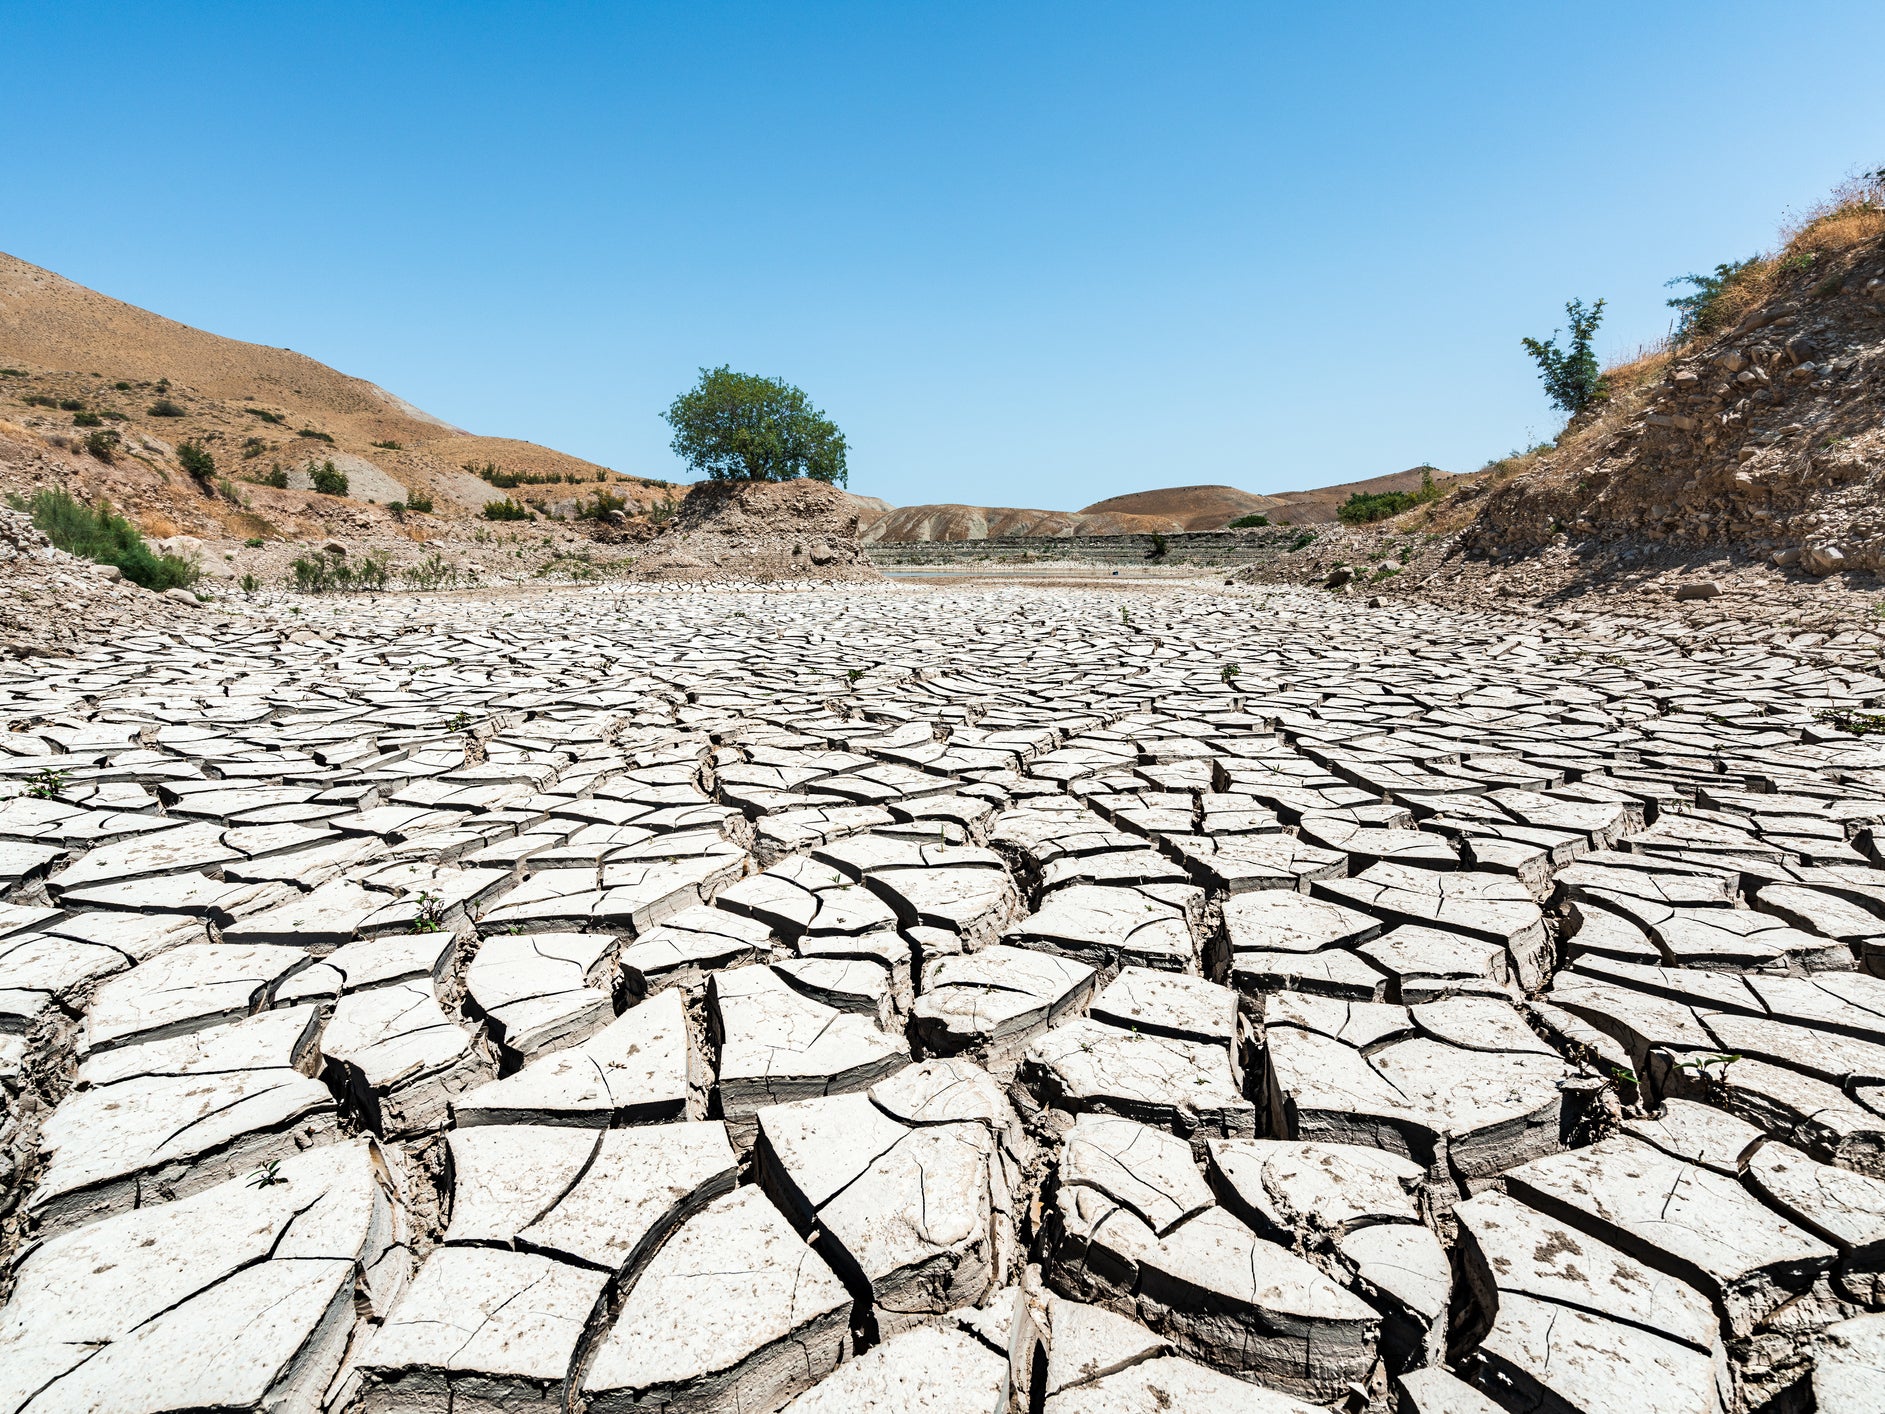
[0,579,1882,1412]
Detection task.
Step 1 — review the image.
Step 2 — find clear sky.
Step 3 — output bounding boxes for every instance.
[4,2,1882,508]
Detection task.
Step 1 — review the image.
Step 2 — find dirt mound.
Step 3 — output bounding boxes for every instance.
[631,479,882,582]
[858,503,1187,542]
[1076,483,1283,529]
[1457,204,1885,575]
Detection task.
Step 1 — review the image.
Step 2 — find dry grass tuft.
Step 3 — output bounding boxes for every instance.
[1781,170,1885,255]
[1603,339,1676,390]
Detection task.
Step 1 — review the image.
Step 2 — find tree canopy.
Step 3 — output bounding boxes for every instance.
[662,366,848,486]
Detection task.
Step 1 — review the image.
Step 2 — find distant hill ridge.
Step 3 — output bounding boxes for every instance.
[858,471,1454,543]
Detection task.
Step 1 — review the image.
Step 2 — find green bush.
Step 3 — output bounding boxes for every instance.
[71,411,102,427]
[1666,259,1760,341]
[1227,513,1269,529]
[246,407,285,424]
[1522,298,1607,415]
[11,488,198,590]
[83,430,119,462]
[241,437,268,459]
[308,460,349,496]
[177,441,216,481]
[405,492,433,514]
[244,536,265,547]
[148,399,185,417]
[1288,530,1318,551]
[113,381,130,390]
[483,499,530,521]
[250,463,290,490]
[297,428,334,443]
[58,399,84,412]
[372,440,402,450]
[576,488,628,520]
[290,554,331,592]
[1336,467,1442,525]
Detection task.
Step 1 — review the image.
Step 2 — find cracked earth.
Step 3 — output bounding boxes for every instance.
[2,581,1885,1413]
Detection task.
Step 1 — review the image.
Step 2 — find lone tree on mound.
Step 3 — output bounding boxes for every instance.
[662,366,848,486]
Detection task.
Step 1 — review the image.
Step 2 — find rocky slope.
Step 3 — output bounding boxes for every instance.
[1459,206,1885,576]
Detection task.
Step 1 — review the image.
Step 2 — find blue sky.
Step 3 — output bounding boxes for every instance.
[4,2,1882,508]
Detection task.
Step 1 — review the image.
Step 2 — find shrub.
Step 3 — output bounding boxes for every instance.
[1288,530,1318,551]
[148,399,185,417]
[113,381,130,390]
[290,554,331,592]
[405,492,433,514]
[244,536,265,547]
[250,462,290,490]
[58,399,84,412]
[1146,532,1169,559]
[246,407,285,424]
[13,488,198,590]
[297,428,334,443]
[71,411,102,427]
[371,440,402,450]
[576,488,628,520]
[241,437,267,458]
[23,394,58,408]
[1227,513,1269,529]
[308,460,349,496]
[1522,298,1607,415]
[483,499,530,521]
[1336,467,1443,525]
[403,552,459,591]
[177,441,216,481]
[0,368,24,378]
[1665,259,1761,341]
[84,430,119,462]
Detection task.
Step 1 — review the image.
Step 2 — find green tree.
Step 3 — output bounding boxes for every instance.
[1665,259,1759,340]
[1522,298,1607,415]
[177,440,215,482]
[662,366,847,486]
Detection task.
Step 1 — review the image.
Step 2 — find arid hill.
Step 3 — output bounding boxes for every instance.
[0,252,679,542]
[1077,483,1284,529]
[856,472,1454,543]
[1450,192,1885,575]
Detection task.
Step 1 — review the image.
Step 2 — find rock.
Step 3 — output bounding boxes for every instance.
[1675,581,1722,601]
[1801,543,1849,576]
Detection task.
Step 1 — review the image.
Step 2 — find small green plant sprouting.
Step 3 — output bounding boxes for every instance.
[1220,663,1240,684]
[239,573,259,597]
[403,553,460,592]
[26,767,70,800]
[409,892,446,934]
[1672,1052,1743,1072]
[248,1159,287,1187]
[1815,707,1885,736]
[448,711,470,732]
[244,536,265,548]
[845,667,865,685]
[1288,530,1317,552]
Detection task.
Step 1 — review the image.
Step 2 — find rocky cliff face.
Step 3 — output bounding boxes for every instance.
[1463,228,1885,575]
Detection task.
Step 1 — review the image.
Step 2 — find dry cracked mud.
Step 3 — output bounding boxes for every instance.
[1,580,1884,1413]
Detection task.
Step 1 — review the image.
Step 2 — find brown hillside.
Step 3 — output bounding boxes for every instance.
[1453,178,1885,573]
[0,252,679,538]
[1076,483,1283,529]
